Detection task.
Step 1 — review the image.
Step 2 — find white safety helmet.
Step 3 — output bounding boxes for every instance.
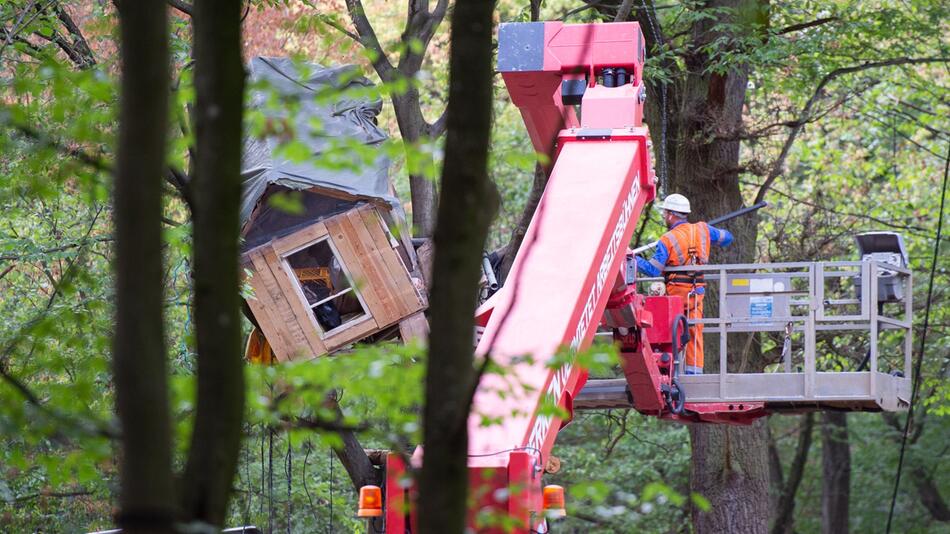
[655,193,691,214]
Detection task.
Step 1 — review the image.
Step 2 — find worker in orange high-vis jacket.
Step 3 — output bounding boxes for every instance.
[635,194,733,374]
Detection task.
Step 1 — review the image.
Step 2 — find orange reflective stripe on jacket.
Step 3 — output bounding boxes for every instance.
[659,222,710,286]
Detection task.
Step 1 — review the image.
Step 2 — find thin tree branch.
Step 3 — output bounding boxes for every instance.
[427,107,448,138]
[775,16,838,36]
[2,114,110,172]
[755,57,950,205]
[285,416,367,433]
[614,0,634,22]
[738,178,933,238]
[718,84,866,143]
[344,0,395,80]
[910,466,950,521]
[0,0,45,59]
[895,98,943,118]
[2,31,43,57]
[561,3,598,21]
[602,410,629,457]
[52,3,95,67]
[0,207,117,440]
[767,423,784,511]
[35,29,89,67]
[0,358,44,406]
[16,2,96,69]
[875,101,950,139]
[883,407,950,521]
[397,0,448,76]
[4,114,194,208]
[851,104,947,159]
[631,201,654,248]
[882,411,926,446]
[166,166,193,208]
[14,489,93,503]
[498,162,547,283]
[0,236,113,262]
[315,14,359,42]
[323,392,382,490]
[167,0,193,16]
[422,0,449,43]
[530,0,542,21]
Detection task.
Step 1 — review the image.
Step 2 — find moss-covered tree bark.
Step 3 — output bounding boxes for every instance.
[178,0,246,526]
[417,0,498,531]
[112,1,175,531]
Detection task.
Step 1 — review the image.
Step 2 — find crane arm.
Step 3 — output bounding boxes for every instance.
[456,22,656,532]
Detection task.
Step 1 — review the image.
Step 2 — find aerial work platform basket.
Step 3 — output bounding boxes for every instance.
[577,259,913,414]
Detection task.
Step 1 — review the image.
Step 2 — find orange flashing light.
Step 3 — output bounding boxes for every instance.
[542,484,567,518]
[357,485,383,517]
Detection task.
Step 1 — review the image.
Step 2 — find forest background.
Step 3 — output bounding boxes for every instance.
[0,0,947,533]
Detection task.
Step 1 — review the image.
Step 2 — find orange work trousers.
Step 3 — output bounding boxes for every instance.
[666,284,704,374]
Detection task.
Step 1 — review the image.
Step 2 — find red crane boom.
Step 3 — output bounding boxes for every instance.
[374,21,912,533]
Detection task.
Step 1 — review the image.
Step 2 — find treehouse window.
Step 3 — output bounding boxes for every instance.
[285,238,368,336]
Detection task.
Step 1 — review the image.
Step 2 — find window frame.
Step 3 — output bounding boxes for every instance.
[273,225,375,341]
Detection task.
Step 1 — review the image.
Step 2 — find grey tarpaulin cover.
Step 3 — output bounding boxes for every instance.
[241,57,400,247]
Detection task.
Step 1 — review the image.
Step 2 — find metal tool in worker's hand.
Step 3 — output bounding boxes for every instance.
[631,201,768,255]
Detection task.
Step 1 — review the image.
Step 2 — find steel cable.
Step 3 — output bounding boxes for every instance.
[884,137,949,533]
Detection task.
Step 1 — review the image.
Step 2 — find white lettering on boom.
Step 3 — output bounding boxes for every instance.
[525,174,640,454]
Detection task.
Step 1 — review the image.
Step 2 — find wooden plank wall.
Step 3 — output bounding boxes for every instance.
[242,205,427,362]
[243,251,323,362]
[325,205,425,326]
[268,220,379,354]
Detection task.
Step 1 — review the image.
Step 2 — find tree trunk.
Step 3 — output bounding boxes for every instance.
[821,412,850,534]
[498,162,547,283]
[910,466,950,522]
[327,395,382,490]
[495,0,544,275]
[416,0,498,531]
[410,171,438,237]
[178,0,246,526]
[767,422,785,518]
[690,419,770,533]
[591,2,771,520]
[112,1,175,531]
[882,412,949,522]
[393,89,440,237]
[772,414,815,534]
[343,0,450,238]
[663,3,771,532]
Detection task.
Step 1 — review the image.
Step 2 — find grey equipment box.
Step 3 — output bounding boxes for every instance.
[855,232,908,303]
[725,272,797,331]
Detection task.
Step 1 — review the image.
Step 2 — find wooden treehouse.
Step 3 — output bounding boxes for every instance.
[242,192,428,362]
[240,57,428,363]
